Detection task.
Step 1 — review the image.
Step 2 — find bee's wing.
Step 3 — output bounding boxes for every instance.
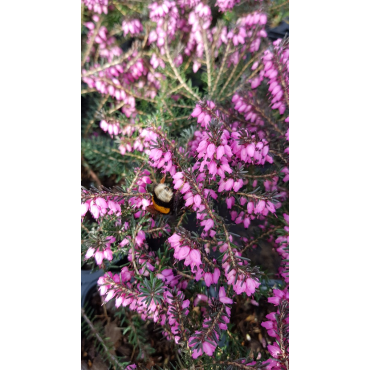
[146,205,161,217]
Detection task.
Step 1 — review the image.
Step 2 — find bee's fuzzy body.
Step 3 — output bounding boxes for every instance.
[150,183,184,216]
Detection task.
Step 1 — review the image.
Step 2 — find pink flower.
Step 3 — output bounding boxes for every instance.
[81,203,89,217]
[246,143,255,157]
[243,217,250,228]
[193,61,201,73]
[208,160,217,175]
[245,277,259,296]
[261,321,274,330]
[255,200,266,213]
[191,347,203,359]
[103,248,113,261]
[184,192,194,206]
[226,196,235,209]
[219,286,233,304]
[206,143,216,158]
[135,230,146,246]
[95,198,108,209]
[224,178,234,191]
[90,202,100,219]
[119,238,130,247]
[266,201,276,213]
[267,343,281,358]
[203,341,216,356]
[218,179,226,192]
[194,194,202,207]
[105,290,115,302]
[204,272,213,287]
[216,145,225,159]
[189,249,202,266]
[126,364,137,370]
[174,178,184,189]
[233,179,244,192]
[212,268,220,284]
[173,172,183,180]
[95,251,103,265]
[194,294,209,306]
[181,182,190,193]
[177,246,190,260]
[200,218,214,231]
[85,247,95,259]
[247,201,254,213]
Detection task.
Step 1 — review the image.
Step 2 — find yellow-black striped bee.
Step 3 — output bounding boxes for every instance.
[147,176,184,217]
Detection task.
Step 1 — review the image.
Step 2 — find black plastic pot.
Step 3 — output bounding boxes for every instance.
[81,269,104,307]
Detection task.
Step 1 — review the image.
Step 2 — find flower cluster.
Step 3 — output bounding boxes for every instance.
[263,39,289,115]
[122,19,143,37]
[100,119,121,137]
[81,196,122,220]
[215,0,240,12]
[81,1,289,368]
[82,0,108,15]
[168,232,203,273]
[189,287,232,358]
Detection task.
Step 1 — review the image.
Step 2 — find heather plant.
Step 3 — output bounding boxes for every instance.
[81,0,289,369]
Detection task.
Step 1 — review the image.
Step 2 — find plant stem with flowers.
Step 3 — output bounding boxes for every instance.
[82,0,289,368]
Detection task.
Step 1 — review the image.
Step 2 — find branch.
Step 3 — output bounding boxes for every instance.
[82,48,142,78]
[111,149,146,161]
[217,27,262,99]
[131,224,142,275]
[81,88,97,94]
[82,156,102,188]
[81,190,151,203]
[164,23,200,101]
[83,95,109,137]
[228,49,265,92]
[208,360,257,370]
[234,192,275,201]
[81,17,103,66]
[100,78,155,103]
[241,225,280,253]
[81,308,125,370]
[270,0,289,10]
[202,27,212,93]
[211,39,231,97]
[244,170,279,179]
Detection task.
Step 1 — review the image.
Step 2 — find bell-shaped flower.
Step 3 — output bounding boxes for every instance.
[200,218,214,231]
[81,203,89,217]
[226,196,235,209]
[267,343,281,359]
[206,143,216,158]
[189,249,202,266]
[85,247,95,260]
[184,191,194,206]
[193,194,202,207]
[219,286,233,304]
[246,143,255,157]
[103,248,113,261]
[233,179,244,192]
[224,178,234,191]
[212,268,221,284]
[255,200,266,213]
[203,341,216,356]
[177,246,190,261]
[95,251,104,265]
[204,272,213,287]
[216,145,225,160]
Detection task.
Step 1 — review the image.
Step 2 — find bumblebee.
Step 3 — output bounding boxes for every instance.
[147,176,184,217]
